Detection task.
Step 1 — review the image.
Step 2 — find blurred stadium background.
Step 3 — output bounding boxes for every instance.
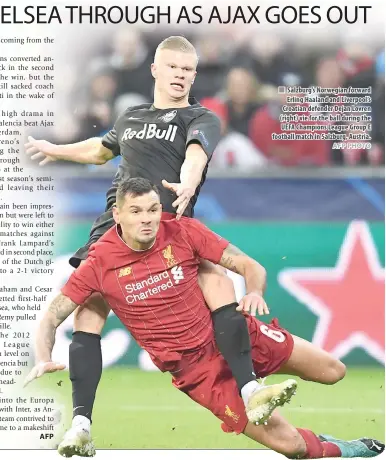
[35,25,384,449]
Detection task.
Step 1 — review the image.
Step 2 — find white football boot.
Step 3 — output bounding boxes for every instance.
[244,379,298,425]
[58,416,96,458]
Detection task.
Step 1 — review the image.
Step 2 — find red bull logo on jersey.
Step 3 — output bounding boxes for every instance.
[121,123,178,142]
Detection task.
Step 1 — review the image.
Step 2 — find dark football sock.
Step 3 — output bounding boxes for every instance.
[69,331,102,423]
[212,302,256,392]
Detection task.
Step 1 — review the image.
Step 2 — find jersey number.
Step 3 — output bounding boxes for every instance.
[259,324,285,343]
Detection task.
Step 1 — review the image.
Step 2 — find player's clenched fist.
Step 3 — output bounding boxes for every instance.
[23,361,66,387]
[237,292,269,316]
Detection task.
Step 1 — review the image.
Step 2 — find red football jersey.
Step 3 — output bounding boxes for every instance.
[62,217,229,371]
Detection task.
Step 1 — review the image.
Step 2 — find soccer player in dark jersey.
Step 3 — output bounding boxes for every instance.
[25,36,275,443]
[25,178,384,459]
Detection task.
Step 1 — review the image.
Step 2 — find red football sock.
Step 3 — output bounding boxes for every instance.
[322,441,342,458]
[297,428,341,458]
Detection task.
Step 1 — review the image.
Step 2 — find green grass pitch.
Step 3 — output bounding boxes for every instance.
[39,366,384,450]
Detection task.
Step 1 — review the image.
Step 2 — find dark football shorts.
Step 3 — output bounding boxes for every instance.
[69,209,115,268]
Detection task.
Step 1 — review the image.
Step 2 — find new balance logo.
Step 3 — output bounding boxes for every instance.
[119,266,132,278]
[121,123,177,142]
[171,266,184,284]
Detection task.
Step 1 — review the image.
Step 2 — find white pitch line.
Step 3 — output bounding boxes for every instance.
[121,405,384,414]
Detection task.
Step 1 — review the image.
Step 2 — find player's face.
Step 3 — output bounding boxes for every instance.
[113,191,162,247]
[152,49,197,100]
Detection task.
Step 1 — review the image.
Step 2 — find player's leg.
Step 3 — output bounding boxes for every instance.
[58,292,110,458]
[243,413,384,458]
[243,412,307,458]
[198,259,256,393]
[276,335,346,384]
[198,259,275,421]
[71,293,110,421]
[58,210,115,458]
[68,210,115,422]
[175,344,383,458]
[245,318,384,456]
[172,338,384,458]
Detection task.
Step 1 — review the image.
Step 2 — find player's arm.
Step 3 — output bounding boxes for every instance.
[23,294,77,387]
[182,112,222,184]
[25,136,115,166]
[36,294,78,363]
[219,244,269,316]
[24,253,101,386]
[162,143,208,218]
[185,218,269,316]
[219,244,267,296]
[180,142,209,192]
[186,218,267,293]
[162,112,221,219]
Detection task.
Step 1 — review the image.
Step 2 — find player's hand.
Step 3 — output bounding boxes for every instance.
[237,292,269,316]
[25,136,59,166]
[23,361,66,387]
[162,180,195,220]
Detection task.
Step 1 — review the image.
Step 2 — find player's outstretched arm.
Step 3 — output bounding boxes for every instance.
[24,294,78,387]
[25,136,114,166]
[219,244,269,316]
[180,143,208,191]
[162,143,208,219]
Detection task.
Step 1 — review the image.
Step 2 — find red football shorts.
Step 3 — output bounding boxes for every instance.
[171,315,294,434]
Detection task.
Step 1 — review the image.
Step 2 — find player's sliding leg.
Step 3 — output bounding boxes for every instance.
[241,412,384,458]
[261,335,385,456]
[318,434,384,457]
[58,293,110,458]
[198,260,297,425]
[276,335,346,384]
[243,411,308,458]
[222,408,344,458]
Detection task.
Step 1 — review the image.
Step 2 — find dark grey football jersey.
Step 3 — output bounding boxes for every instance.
[101,98,221,217]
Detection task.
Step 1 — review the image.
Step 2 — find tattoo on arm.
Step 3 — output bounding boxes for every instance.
[36,294,77,363]
[219,244,246,275]
[224,244,245,256]
[48,294,77,326]
[42,324,57,358]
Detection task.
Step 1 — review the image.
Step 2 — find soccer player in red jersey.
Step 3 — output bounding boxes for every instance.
[26,178,384,459]
[25,35,270,435]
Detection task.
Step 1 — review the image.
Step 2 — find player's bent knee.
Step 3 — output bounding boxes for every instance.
[326,359,346,384]
[337,360,346,380]
[198,261,236,312]
[73,294,110,334]
[73,309,106,334]
[316,358,346,385]
[198,262,229,289]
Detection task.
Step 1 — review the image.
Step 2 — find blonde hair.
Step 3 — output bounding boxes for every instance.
[155,36,198,63]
